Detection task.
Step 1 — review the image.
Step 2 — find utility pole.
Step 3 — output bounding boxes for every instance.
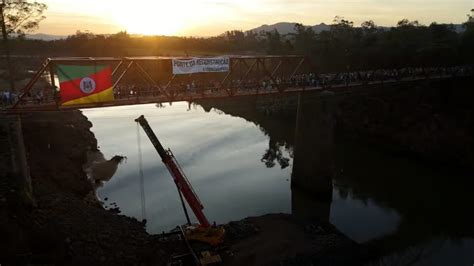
[0,0,15,92]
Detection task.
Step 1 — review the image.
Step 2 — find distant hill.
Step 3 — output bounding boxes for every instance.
[250,22,298,35]
[248,22,465,35]
[248,22,330,35]
[18,23,467,41]
[24,33,66,41]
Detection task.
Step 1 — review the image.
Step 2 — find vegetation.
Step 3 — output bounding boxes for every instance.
[5,12,474,74]
[2,0,47,36]
[1,0,47,89]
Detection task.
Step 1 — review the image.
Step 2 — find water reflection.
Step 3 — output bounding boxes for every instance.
[261,139,290,169]
[82,99,474,265]
[196,97,474,265]
[334,139,474,257]
[83,102,292,233]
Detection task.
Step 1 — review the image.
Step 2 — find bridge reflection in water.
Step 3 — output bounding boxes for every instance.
[81,94,473,265]
[197,93,474,266]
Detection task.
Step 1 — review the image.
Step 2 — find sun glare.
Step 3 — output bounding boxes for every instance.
[112,1,185,35]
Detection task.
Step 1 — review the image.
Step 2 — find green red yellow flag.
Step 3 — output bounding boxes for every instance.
[57,65,114,106]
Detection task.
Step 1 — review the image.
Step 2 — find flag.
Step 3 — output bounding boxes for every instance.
[57,65,114,106]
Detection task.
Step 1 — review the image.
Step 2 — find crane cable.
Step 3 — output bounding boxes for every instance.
[136,122,147,222]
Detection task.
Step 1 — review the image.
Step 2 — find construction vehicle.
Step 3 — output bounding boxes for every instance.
[135,115,225,254]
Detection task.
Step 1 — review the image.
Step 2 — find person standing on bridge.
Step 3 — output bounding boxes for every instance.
[37,89,44,104]
[3,90,11,106]
[1,90,8,107]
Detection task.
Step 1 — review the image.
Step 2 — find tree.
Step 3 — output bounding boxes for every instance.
[2,0,47,36]
[292,23,316,55]
[224,30,245,52]
[264,29,284,54]
[397,19,421,28]
[326,16,360,70]
[461,9,474,63]
[361,20,377,33]
[1,0,47,92]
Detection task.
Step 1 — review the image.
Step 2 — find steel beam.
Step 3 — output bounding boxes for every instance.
[241,60,258,81]
[220,59,240,95]
[259,58,282,92]
[49,62,59,109]
[112,60,124,76]
[271,60,283,77]
[113,61,134,89]
[289,58,305,80]
[220,59,239,86]
[12,59,51,109]
[163,74,180,101]
[135,61,165,94]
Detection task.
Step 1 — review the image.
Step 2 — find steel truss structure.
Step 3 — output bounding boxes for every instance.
[7,55,471,112]
[10,55,313,110]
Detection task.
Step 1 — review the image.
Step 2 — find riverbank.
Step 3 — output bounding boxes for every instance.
[1,110,368,265]
[1,110,172,265]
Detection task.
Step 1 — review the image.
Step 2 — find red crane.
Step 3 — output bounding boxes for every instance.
[135,115,211,227]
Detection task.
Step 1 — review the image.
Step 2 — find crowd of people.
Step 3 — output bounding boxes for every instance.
[1,86,52,108]
[3,65,472,107]
[112,65,472,100]
[1,90,18,108]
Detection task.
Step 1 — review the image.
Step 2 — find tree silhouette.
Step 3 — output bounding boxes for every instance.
[5,11,474,73]
[2,0,47,36]
[1,0,47,91]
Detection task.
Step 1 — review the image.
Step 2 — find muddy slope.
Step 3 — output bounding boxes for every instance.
[1,111,170,265]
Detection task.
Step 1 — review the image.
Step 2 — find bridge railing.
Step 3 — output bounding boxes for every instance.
[4,55,473,111]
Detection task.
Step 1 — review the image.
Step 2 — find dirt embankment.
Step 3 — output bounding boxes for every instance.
[224,214,368,266]
[1,111,171,265]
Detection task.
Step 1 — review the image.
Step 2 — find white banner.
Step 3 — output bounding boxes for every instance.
[172,57,230,74]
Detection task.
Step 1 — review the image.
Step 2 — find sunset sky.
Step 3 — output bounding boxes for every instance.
[38,0,472,36]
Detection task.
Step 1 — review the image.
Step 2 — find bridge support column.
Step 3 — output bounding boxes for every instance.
[291,91,335,201]
[0,116,35,208]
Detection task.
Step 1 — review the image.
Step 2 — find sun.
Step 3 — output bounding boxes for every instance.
[112,2,184,36]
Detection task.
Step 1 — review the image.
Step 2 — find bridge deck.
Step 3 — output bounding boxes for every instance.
[3,75,460,114]
[3,53,471,114]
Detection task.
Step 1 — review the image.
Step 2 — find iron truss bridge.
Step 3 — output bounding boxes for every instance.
[5,56,472,112]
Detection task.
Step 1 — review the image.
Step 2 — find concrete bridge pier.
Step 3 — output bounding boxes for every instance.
[291,91,335,203]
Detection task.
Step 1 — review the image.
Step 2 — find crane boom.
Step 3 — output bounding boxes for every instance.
[135,115,211,227]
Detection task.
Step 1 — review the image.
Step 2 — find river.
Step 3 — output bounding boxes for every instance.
[82,101,474,266]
